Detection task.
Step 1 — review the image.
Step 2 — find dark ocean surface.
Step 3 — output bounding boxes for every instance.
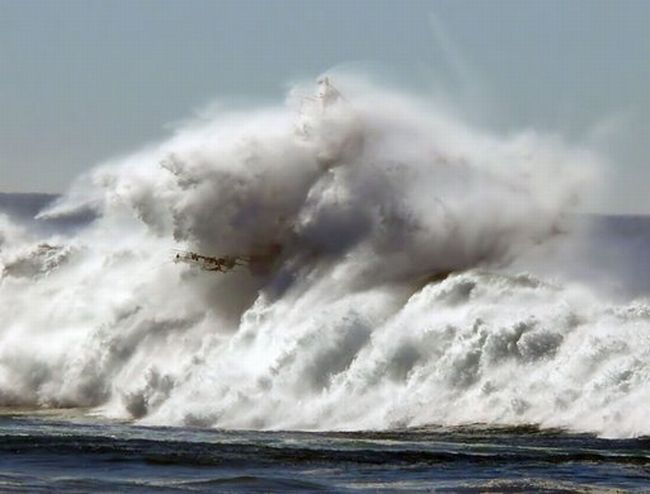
[1,412,649,493]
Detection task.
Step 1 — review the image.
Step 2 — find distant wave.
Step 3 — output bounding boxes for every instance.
[0,192,58,220]
[0,192,94,235]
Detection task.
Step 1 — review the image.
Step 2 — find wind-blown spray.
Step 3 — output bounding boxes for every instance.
[0,76,647,437]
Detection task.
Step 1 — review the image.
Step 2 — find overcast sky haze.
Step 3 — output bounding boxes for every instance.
[1,0,648,213]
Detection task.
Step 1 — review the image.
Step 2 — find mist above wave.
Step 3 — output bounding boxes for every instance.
[1,76,646,438]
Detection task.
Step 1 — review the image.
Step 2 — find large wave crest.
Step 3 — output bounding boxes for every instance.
[1,76,647,438]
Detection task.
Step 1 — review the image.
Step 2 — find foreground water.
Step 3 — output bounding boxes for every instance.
[1,412,648,493]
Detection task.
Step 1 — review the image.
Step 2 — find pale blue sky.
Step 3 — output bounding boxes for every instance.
[0,0,648,212]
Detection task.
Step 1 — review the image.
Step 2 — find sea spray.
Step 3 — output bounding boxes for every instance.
[1,76,646,437]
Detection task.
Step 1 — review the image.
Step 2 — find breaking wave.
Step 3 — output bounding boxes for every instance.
[1,76,648,438]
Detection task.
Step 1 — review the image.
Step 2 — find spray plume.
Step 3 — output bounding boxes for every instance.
[1,76,647,438]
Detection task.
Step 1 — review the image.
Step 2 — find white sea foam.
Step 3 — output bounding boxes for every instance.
[1,76,647,438]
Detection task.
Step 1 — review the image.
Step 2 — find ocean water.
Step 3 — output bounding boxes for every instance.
[1,77,649,491]
[2,412,648,492]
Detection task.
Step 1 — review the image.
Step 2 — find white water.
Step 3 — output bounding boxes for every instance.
[1,77,648,438]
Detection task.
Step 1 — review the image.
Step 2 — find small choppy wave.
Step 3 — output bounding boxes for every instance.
[0,416,648,492]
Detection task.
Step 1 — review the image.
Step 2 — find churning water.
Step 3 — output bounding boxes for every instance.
[1,76,648,491]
